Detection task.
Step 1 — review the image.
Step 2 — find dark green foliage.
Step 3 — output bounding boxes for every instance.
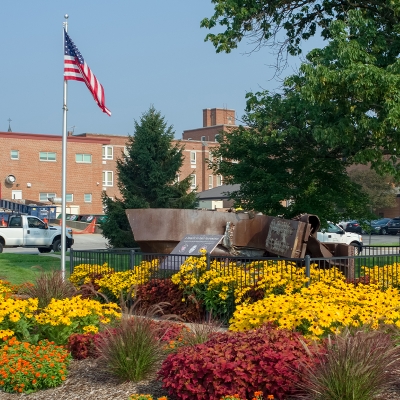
[211,88,372,224]
[100,194,137,248]
[202,0,397,56]
[101,106,197,248]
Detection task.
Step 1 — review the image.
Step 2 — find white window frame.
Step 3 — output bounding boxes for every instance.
[175,174,180,183]
[39,193,56,202]
[39,152,56,162]
[201,136,206,142]
[190,174,196,190]
[190,151,196,165]
[66,193,74,202]
[84,193,92,203]
[75,153,92,163]
[102,171,113,186]
[208,175,213,189]
[102,146,113,160]
[215,134,220,142]
[10,150,19,160]
[217,175,223,186]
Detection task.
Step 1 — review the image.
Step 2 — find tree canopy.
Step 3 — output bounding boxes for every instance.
[210,88,372,223]
[207,6,400,222]
[201,0,398,56]
[101,106,197,248]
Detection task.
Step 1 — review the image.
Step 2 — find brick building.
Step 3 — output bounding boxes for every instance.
[0,108,235,215]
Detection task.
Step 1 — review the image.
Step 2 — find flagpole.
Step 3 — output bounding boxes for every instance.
[61,14,69,280]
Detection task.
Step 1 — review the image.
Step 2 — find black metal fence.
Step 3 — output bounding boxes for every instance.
[69,246,400,290]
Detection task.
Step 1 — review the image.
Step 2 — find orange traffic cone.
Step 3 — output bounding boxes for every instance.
[88,218,96,234]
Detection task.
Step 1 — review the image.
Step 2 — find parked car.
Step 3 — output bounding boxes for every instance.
[387,217,400,235]
[345,220,362,234]
[318,222,363,255]
[367,218,392,235]
[338,220,352,230]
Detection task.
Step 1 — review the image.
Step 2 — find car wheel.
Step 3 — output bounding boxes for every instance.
[350,242,360,256]
[381,228,388,235]
[0,242,3,253]
[52,239,61,252]
[38,247,51,253]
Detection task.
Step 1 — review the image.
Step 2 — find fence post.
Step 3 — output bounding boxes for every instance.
[130,249,135,271]
[69,247,74,275]
[206,252,210,270]
[305,255,311,288]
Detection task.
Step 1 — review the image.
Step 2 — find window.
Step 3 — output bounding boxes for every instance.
[102,146,113,160]
[103,171,113,186]
[84,193,92,203]
[75,153,92,163]
[66,194,73,202]
[208,154,213,163]
[190,151,196,165]
[201,136,206,142]
[175,174,180,183]
[27,217,45,229]
[208,175,213,189]
[190,174,196,190]
[215,134,220,142]
[123,146,129,157]
[39,193,56,202]
[10,150,19,160]
[217,175,223,186]
[39,152,56,161]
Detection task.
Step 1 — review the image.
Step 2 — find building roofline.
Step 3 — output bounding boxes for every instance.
[183,124,236,133]
[0,131,110,144]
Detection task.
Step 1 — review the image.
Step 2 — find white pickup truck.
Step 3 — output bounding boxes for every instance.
[0,215,74,253]
[317,222,363,255]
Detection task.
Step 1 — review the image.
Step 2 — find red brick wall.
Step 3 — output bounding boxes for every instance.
[203,108,235,127]
[0,132,107,214]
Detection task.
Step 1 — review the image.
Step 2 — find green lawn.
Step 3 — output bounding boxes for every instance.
[0,254,69,285]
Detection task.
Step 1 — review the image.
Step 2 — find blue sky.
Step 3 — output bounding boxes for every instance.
[1,1,322,138]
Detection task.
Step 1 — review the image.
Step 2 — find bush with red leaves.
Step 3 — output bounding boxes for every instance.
[68,329,117,359]
[159,323,315,400]
[136,278,205,322]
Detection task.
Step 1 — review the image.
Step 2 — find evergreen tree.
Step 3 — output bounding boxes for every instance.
[101,106,197,248]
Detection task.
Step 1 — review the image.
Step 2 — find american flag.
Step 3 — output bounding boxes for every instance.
[64,29,111,116]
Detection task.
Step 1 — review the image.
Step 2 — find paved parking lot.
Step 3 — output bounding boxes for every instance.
[2,234,108,254]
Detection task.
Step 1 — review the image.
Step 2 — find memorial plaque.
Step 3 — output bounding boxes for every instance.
[160,234,224,270]
[265,217,310,258]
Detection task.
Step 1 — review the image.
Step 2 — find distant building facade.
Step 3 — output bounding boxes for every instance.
[0,108,237,215]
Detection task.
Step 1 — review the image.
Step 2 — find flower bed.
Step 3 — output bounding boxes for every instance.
[3,255,400,398]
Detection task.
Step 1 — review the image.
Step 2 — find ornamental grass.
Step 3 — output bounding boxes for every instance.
[96,315,168,382]
[0,336,71,394]
[298,328,400,400]
[21,269,77,308]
